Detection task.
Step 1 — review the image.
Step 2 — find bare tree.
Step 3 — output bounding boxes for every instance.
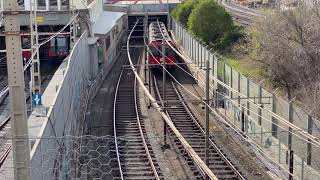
[252,5,320,115]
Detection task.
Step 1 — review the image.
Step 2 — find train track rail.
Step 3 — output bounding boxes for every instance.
[221,0,262,26]
[113,49,163,179]
[153,75,245,179]
[0,116,11,167]
[0,63,59,168]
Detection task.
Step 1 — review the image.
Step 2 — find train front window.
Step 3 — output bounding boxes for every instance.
[149,46,160,57]
[56,37,67,47]
[166,48,175,56]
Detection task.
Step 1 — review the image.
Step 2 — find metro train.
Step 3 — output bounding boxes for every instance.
[148,21,176,69]
[21,34,69,62]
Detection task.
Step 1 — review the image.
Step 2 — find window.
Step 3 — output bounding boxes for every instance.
[166,48,175,56]
[56,37,67,47]
[149,46,160,56]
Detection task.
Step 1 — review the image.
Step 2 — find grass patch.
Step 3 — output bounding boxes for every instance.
[223,54,264,82]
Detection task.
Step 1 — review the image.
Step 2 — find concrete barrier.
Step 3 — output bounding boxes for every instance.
[29,31,93,179]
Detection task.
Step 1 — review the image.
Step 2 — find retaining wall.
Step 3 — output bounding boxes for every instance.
[30,32,93,179]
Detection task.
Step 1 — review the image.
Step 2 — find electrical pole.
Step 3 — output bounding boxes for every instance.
[4,0,31,179]
[30,0,41,95]
[205,59,210,180]
[69,0,76,51]
[162,38,167,147]
[144,13,148,85]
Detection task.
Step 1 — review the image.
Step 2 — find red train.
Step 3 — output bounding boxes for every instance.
[148,21,176,68]
[21,34,69,62]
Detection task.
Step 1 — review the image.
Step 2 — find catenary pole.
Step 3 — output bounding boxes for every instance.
[4,0,31,179]
[30,0,41,95]
[162,38,167,146]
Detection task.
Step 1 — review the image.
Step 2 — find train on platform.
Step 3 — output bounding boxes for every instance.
[21,33,69,63]
[148,21,176,69]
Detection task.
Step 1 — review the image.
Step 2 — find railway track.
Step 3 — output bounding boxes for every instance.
[0,68,7,91]
[153,75,245,180]
[0,63,59,167]
[221,0,262,26]
[113,49,163,179]
[0,117,11,167]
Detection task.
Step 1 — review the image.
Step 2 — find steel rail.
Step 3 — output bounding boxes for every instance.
[152,74,244,179]
[128,20,218,180]
[0,116,11,167]
[152,75,208,178]
[220,0,262,26]
[171,81,245,180]
[113,52,161,179]
[133,64,160,180]
[0,60,61,168]
[158,20,320,148]
[0,144,11,167]
[147,20,291,178]
[113,68,125,180]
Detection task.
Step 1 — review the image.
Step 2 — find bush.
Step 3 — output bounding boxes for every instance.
[171,0,199,28]
[187,0,243,52]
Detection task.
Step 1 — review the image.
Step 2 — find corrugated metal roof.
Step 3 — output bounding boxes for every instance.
[94,11,125,35]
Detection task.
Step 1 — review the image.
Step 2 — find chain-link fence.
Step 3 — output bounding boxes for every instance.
[0,134,263,180]
[0,133,282,180]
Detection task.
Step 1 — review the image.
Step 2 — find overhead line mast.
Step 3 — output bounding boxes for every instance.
[30,0,41,94]
[4,0,31,179]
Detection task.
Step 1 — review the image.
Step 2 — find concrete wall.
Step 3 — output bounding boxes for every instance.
[30,31,93,179]
[172,19,320,179]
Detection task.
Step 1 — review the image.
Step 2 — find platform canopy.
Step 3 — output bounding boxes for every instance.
[94,11,125,35]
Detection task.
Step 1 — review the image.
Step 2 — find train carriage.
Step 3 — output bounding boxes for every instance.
[148,21,176,68]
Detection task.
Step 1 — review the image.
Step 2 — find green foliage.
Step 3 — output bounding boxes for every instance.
[171,0,198,28]
[187,0,243,52]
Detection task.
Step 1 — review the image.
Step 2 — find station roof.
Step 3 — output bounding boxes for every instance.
[94,11,125,35]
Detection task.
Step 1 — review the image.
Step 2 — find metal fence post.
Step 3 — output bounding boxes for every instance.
[191,36,194,61]
[238,72,241,105]
[301,158,305,180]
[199,43,201,67]
[288,102,294,180]
[272,94,278,137]
[214,55,218,89]
[258,85,262,125]
[230,67,233,98]
[241,106,245,133]
[223,63,226,92]
[307,114,313,165]
[279,140,281,163]
[246,78,250,115]
[200,42,203,68]
[205,60,210,180]
[197,40,200,66]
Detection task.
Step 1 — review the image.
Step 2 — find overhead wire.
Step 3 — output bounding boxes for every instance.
[148,19,314,179]
[156,20,320,148]
[153,20,319,148]
[128,19,219,180]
